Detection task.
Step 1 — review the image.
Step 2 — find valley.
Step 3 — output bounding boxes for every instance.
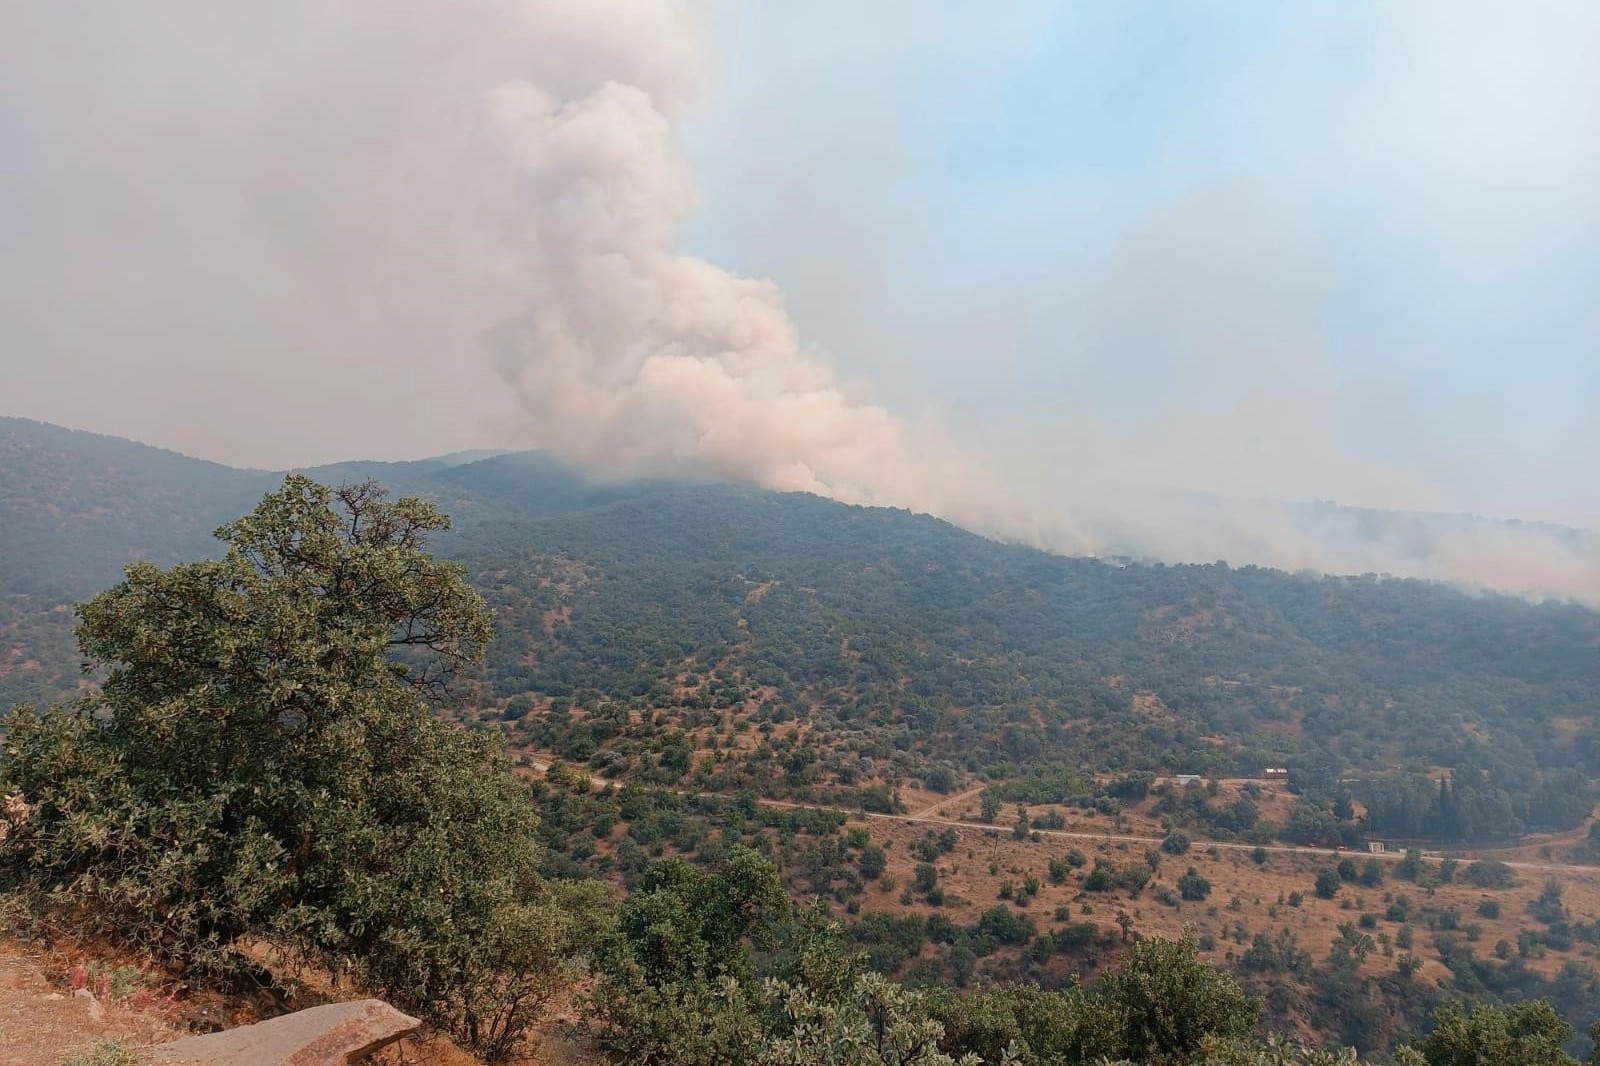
[4,416,1600,1060]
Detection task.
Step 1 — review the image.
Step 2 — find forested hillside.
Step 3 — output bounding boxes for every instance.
[7,420,1600,1059]
[4,417,1599,844]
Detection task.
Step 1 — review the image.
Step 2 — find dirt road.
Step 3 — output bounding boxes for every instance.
[523,755,1599,877]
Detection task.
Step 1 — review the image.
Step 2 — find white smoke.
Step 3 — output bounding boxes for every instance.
[480,70,969,511]
[0,0,977,516]
[1,0,1595,604]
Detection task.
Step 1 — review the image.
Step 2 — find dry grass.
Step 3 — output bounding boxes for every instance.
[0,936,180,1066]
[850,807,1600,987]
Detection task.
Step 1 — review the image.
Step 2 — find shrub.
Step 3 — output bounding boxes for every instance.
[1464,859,1515,890]
[1178,868,1213,902]
[1528,879,1567,925]
[975,905,1036,946]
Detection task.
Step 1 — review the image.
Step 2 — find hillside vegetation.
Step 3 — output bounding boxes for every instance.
[4,463,1600,1064]
[4,418,1597,847]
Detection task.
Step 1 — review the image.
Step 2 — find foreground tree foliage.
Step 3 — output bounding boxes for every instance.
[1403,999,1593,1066]
[0,477,608,1060]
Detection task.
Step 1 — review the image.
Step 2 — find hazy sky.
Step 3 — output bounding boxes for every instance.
[2,2,1596,538]
[681,2,1600,529]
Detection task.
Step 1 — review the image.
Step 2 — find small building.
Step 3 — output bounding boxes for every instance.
[1367,841,1386,854]
[1175,774,1203,786]
[1263,767,1289,780]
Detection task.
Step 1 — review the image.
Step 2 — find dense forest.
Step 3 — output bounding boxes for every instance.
[5,417,1597,849]
[4,462,1599,1064]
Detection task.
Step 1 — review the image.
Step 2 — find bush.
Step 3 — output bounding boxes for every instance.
[1464,859,1516,889]
[1178,867,1213,901]
[1161,830,1192,855]
[1314,870,1341,900]
[975,905,1036,946]
[1528,879,1567,925]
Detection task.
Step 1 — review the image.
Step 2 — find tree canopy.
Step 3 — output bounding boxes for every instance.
[0,477,603,1059]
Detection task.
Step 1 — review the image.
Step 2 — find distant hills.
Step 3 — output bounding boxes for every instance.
[2,415,1598,839]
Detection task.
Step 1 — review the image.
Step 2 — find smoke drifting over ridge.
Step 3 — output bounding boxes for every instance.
[2,0,976,519]
[1,1,1595,603]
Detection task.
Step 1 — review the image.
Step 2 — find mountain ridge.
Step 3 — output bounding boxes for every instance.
[4,416,1597,843]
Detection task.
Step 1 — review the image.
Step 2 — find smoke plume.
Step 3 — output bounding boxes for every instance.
[478,64,970,512]
[1,1,1595,604]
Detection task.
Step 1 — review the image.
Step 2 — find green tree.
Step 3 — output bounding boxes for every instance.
[589,846,791,1064]
[1403,1000,1579,1066]
[607,846,789,988]
[0,477,594,1060]
[1315,869,1342,900]
[1089,935,1258,1065]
